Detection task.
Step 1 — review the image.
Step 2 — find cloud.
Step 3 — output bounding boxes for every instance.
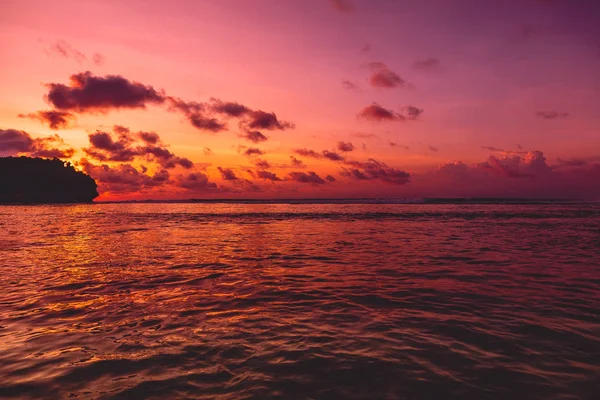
[290,156,306,168]
[209,98,251,117]
[367,63,409,89]
[203,147,213,156]
[404,105,424,120]
[254,159,271,169]
[246,110,295,130]
[323,150,345,161]
[83,125,193,169]
[244,147,264,156]
[46,40,86,63]
[256,170,282,181]
[0,128,74,158]
[342,80,359,90]
[329,0,354,13]
[18,110,76,129]
[243,130,268,143]
[92,53,105,66]
[288,171,327,184]
[340,159,410,185]
[138,131,160,144]
[46,71,166,112]
[80,159,175,192]
[294,148,323,158]
[45,72,294,135]
[358,103,405,122]
[361,44,371,53]
[175,172,217,191]
[428,145,439,152]
[217,167,239,181]
[326,175,337,182]
[413,58,441,71]
[337,141,355,152]
[476,151,551,178]
[536,111,569,119]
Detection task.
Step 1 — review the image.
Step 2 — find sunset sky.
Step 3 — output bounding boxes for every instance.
[1,0,599,200]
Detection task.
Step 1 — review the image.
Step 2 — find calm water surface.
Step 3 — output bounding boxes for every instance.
[1,203,599,399]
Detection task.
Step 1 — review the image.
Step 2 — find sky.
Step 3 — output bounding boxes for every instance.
[1,0,599,200]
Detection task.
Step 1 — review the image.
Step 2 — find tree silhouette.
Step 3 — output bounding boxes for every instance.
[0,156,98,203]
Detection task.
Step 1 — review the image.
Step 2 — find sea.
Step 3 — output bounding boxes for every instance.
[1,202,599,399]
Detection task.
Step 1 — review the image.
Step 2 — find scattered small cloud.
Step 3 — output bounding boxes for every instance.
[18,110,76,130]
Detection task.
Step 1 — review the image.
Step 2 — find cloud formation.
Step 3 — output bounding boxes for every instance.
[46,71,166,112]
[358,103,405,122]
[369,65,408,88]
[0,128,74,158]
[337,141,355,152]
[340,158,411,185]
[18,110,76,130]
[288,171,327,185]
[83,125,193,169]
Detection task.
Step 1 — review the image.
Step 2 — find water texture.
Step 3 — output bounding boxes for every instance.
[1,203,599,399]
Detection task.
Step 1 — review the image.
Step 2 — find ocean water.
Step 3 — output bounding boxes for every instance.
[1,203,599,399]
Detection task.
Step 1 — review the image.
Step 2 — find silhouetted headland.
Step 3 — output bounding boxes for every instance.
[0,156,98,204]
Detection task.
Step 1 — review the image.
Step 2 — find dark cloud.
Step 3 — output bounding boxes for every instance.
[294,148,322,159]
[536,111,569,119]
[244,147,264,156]
[18,110,76,130]
[337,141,355,152]
[0,128,74,159]
[340,159,410,185]
[254,159,271,169]
[243,130,268,143]
[80,160,167,191]
[358,103,405,122]
[323,150,345,161]
[325,175,337,182]
[175,172,217,191]
[413,58,441,71]
[256,170,282,181]
[361,44,371,53]
[342,80,359,90]
[290,156,306,168]
[404,105,424,120]
[204,147,213,156]
[138,131,160,144]
[477,151,551,178]
[369,67,407,88]
[45,72,293,135]
[83,126,192,169]
[366,62,410,89]
[246,110,294,130]
[46,71,166,112]
[288,171,326,185]
[210,98,251,117]
[428,145,439,152]
[329,0,354,13]
[218,167,239,181]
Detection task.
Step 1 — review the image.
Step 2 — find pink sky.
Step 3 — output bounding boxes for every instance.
[1,0,599,200]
